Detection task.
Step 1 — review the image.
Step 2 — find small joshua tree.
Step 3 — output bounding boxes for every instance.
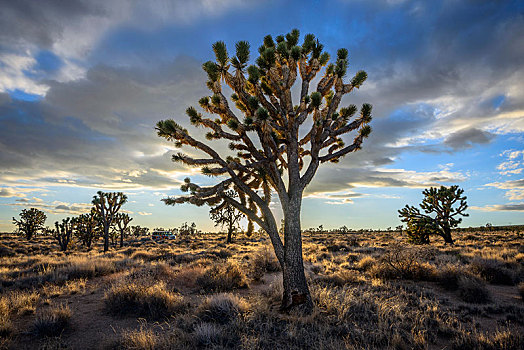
[12,208,47,240]
[210,191,245,243]
[398,185,468,244]
[54,218,74,251]
[114,213,132,248]
[156,29,372,313]
[72,209,100,249]
[92,191,128,252]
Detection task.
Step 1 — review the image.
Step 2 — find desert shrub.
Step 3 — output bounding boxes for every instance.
[518,282,524,302]
[313,270,361,287]
[0,298,11,338]
[104,281,188,319]
[0,245,15,258]
[469,258,516,285]
[32,304,71,337]
[9,290,39,315]
[130,250,159,261]
[250,248,281,281]
[196,293,248,324]
[209,249,232,259]
[369,246,436,280]
[118,327,159,350]
[196,260,248,292]
[452,327,523,350]
[436,264,463,291]
[193,323,223,347]
[457,276,491,303]
[356,256,376,271]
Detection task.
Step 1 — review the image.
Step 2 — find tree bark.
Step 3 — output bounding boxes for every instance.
[226,227,233,244]
[103,224,109,252]
[441,225,454,244]
[120,230,124,248]
[280,193,313,314]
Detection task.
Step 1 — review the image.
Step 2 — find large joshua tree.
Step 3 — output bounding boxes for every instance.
[156,29,372,313]
[92,191,127,252]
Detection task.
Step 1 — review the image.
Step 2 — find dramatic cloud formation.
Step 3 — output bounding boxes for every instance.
[0,0,523,230]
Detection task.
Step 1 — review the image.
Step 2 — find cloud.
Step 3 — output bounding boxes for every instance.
[497,149,524,176]
[471,203,524,212]
[138,211,152,216]
[485,179,524,201]
[443,128,495,150]
[6,199,93,216]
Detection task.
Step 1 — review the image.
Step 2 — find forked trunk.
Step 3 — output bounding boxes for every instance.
[280,195,313,314]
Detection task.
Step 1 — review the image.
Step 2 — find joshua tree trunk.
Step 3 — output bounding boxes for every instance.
[441,225,454,244]
[280,192,313,313]
[120,231,124,248]
[103,225,109,252]
[226,226,233,244]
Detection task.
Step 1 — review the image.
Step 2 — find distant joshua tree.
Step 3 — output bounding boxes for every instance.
[398,185,468,244]
[92,191,127,252]
[54,218,74,251]
[72,209,100,249]
[156,29,372,313]
[12,208,47,240]
[131,225,149,237]
[210,191,245,243]
[114,213,132,248]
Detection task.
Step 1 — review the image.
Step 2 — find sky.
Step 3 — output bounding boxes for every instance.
[0,0,523,232]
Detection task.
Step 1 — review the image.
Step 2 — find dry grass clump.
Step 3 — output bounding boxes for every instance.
[32,304,71,337]
[196,293,248,324]
[368,246,436,281]
[313,270,362,287]
[0,298,12,338]
[196,260,248,292]
[250,248,281,281]
[469,257,516,285]
[436,264,463,290]
[104,281,188,320]
[5,290,39,315]
[452,327,523,350]
[518,282,524,301]
[457,276,491,303]
[117,327,159,350]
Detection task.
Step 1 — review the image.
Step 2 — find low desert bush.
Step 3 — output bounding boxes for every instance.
[196,260,248,292]
[369,246,436,281]
[356,256,376,271]
[436,264,463,290]
[469,258,516,285]
[250,248,281,281]
[518,282,524,302]
[32,304,71,337]
[457,276,491,303]
[8,290,39,315]
[196,293,248,324]
[104,281,188,319]
[313,270,361,287]
[118,327,159,350]
[0,298,11,337]
[452,327,523,350]
[193,323,224,347]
